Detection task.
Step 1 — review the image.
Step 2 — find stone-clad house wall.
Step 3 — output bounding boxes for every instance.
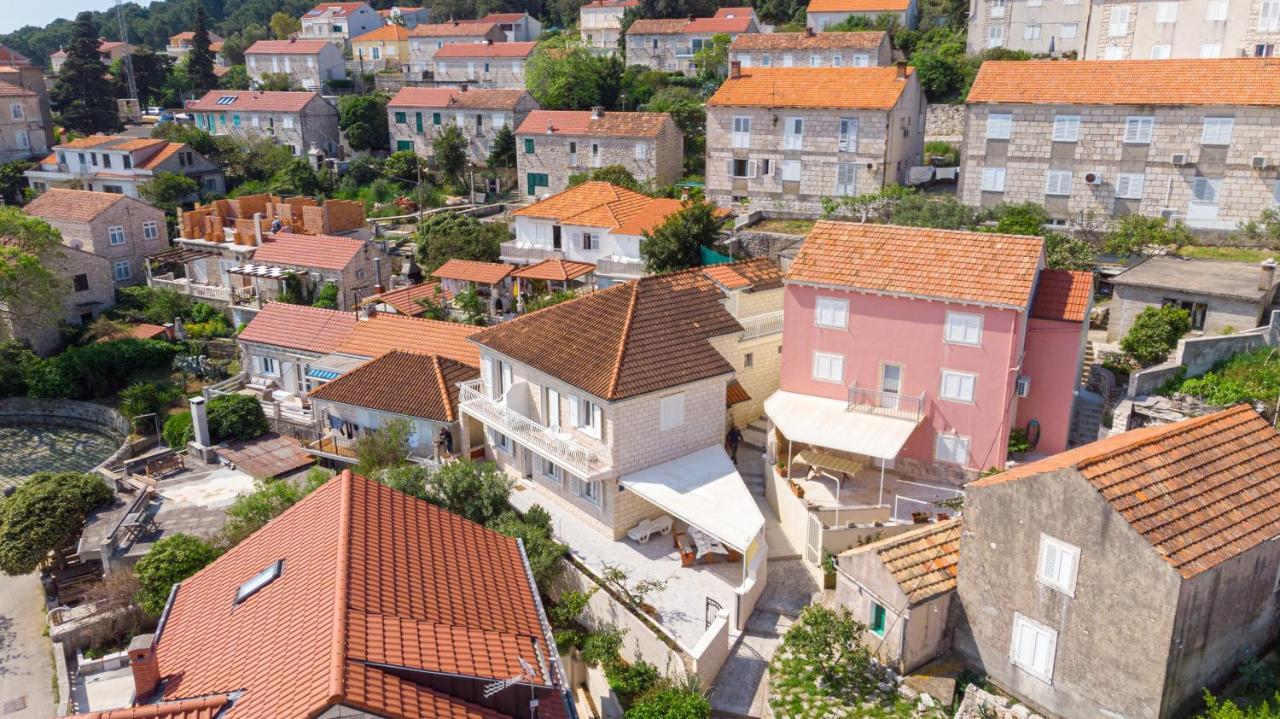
[958,103,1280,228]
[517,120,684,195]
[1107,284,1264,341]
[196,100,340,156]
[627,33,746,75]
[730,40,892,68]
[36,199,168,287]
[433,57,527,88]
[246,46,346,90]
[388,97,538,165]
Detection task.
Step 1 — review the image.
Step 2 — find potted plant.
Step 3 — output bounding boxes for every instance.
[789,479,805,498]
[821,551,837,590]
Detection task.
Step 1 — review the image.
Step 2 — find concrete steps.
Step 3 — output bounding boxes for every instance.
[740,419,768,452]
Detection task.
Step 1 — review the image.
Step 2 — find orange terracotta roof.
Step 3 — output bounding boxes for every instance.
[583,0,639,7]
[726,378,751,406]
[716,7,757,16]
[629,14,754,34]
[112,138,167,151]
[352,24,412,43]
[336,314,482,365]
[472,267,740,400]
[0,44,30,66]
[0,80,33,97]
[128,323,170,340]
[368,281,452,316]
[709,66,913,109]
[237,302,359,354]
[1032,269,1092,323]
[245,39,335,55]
[476,12,532,21]
[511,259,597,282]
[868,518,961,604]
[387,86,531,110]
[408,21,500,37]
[968,58,1280,107]
[512,182,690,235]
[69,694,233,719]
[971,405,1280,578]
[58,135,122,149]
[699,258,783,291]
[808,0,911,11]
[169,31,225,43]
[304,1,369,16]
[432,258,514,284]
[251,232,366,271]
[71,470,567,719]
[23,188,129,222]
[434,41,537,58]
[516,109,671,138]
[309,351,478,422]
[730,30,886,51]
[786,221,1044,309]
[137,143,185,170]
[188,90,320,113]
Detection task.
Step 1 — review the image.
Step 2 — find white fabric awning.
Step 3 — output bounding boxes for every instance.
[620,445,764,553]
[764,390,920,461]
[228,264,305,278]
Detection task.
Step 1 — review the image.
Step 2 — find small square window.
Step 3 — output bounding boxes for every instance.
[815,296,849,328]
[944,312,983,346]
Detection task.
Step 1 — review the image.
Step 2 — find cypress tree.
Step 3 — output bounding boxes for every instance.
[50,12,119,135]
[188,2,218,96]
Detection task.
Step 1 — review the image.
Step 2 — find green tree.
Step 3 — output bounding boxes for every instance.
[487,125,516,169]
[487,505,566,587]
[420,459,514,526]
[640,200,723,273]
[626,688,711,719]
[271,158,323,196]
[453,286,488,326]
[989,201,1050,235]
[312,283,339,309]
[1103,214,1197,257]
[257,72,302,91]
[0,207,66,335]
[133,533,219,614]
[383,149,429,186]
[693,33,732,78]
[526,44,620,110]
[1121,305,1192,366]
[769,605,882,717]
[269,11,302,40]
[163,410,194,448]
[432,124,468,184]
[0,160,34,205]
[219,64,252,90]
[353,417,413,476]
[50,12,119,135]
[218,470,331,547]
[111,48,172,105]
[206,393,269,440]
[1044,232,1097,271]
[0,472,113,575]
[0,342,35,398]
[568,165,640,191]
[187,2,219,96]
[415,293,449,320]
[119,381,181,432]
[338,94,390,153]
[219,24,270,66]
[645,87,705,173]
[414,211,506,271]
[888,193,976,229]
[139,171,199,213]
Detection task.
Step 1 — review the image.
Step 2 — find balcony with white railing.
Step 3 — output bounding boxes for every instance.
[500,240,565,264]
[595,256,645,279]
[148,273,233,303]
[847,384,926,423]
[458,379,609,478]
[739,311,783,340]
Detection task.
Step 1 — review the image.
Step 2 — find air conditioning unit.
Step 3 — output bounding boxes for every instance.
[1015,376,1031,398]
[1160,208,1180,222]
[1083,172,1104,185]
[1171,153,1189,166]
[1253,155,1271,169]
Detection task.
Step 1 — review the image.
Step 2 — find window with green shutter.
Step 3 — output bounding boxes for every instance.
[433,112,442,125]
[870,603,887,636]
[394,111,407,124]
[524,138,535,154]
[396,140,414,152]
[416,112,424,133]
[526,172,549,195]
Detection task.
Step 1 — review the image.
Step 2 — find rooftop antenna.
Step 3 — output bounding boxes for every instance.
[482,656,537,700]
[114,0,139,103]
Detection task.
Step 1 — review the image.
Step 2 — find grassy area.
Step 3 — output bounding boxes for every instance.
[1179,246,1279,264]
[751,218,816,235]
[1159,346,1280,409]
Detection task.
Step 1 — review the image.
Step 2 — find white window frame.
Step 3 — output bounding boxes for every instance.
[838,117,858,152]
[572,396,602,439]
[108,225,126,246]
[1059,22,1079,38]
[809,54,820,67]
[990,0,1007,17]
[1260,0,1280,30]
[1115,173,1145,200]
[545,387,561,428]
[1010,613,1058,684]
[934,433,971,465]
[1201,117,1234,145]
[852,52,870,67]
[981,167,1006,192]
[1104,45,1126,60]
[574,476,601,508]
[1051,115,1080,142]
[781,159,802,182]
[1201,43,1223,57]
[944,312,983,346]
[1045,170,1072,197]
[1037,534,1081,596]
[1207,0,1228,20]
[1024,23,1042,40]
[986,113,1012,140]
[142,221,159,241]
[1108,4,1131,35]
[732,116,751,148]
[634,142,647,160]
[939,370,977,403]
[836,163,857,196]
[812,351,845,384]
[1193,176,1221,205]
[783,116,804,150]
[1155,1,1178,22]
[1149,44,1172,59]
[1124,116,1153,144]
[659,393,685,431]
[986,23,1005,48]
[257,355,278,376]
[9,103,22,120]
[540,456,565,486]
[815,296,849,328]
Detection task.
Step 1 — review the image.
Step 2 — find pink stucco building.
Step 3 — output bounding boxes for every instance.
[765,222,1092,497]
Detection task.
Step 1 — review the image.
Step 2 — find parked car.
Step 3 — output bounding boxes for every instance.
[145,106,164,116]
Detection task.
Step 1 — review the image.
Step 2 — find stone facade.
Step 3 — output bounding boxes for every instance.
[0,245,114,355]
[580,1,634,51]
[706,73,926,215]
[516,116,684,196]
[433,51,530,88]
[966,0,1089,55]
[729,34,893,68]
[388,93,538,166]
[959,102,1280,229]
[299,3,382,47]
[246,43,347,92]
[28,195,168,287]
[626,30,754,75]
[1084,0,1280,60]
[0,89,46,163]
[406,26,508,77]
[806,2,918,30]
[191,94,341,156]
[0,65,53,148]
[1107,283,1270,340]
[719,285,784,427]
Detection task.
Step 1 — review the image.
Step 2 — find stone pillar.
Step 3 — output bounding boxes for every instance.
[189,396,212,447]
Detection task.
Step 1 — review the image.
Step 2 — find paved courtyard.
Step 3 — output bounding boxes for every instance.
[0,572,56,719]
[0,426,119,488]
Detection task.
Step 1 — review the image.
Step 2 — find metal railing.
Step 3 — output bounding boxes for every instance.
[149,273,233,303]
[595,257,645,279]
[500,240,564,263]
[847,384,926,422]
[739,311,783,340]
[457,379,607,477]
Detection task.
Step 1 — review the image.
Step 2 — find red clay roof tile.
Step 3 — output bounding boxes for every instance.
[1032,269,1093,323]
[237,302,359,354]
[308,351,478,422]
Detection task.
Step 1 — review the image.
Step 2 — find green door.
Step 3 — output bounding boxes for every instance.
[415,112,424,133]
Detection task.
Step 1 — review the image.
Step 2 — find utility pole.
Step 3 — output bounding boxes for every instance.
[114,0,139,103]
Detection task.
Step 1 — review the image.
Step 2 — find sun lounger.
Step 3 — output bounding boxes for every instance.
[626,515,673,543]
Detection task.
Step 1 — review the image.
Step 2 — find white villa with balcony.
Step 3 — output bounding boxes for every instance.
[502,181,700,287]
[460,265,772,640]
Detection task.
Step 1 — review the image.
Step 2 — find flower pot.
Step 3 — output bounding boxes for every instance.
[789,480,805,499]
[823,571,837,590]
[641,602,658,617]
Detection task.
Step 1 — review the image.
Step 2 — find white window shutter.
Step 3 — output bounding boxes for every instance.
[501,362,513,392]
[1041,542,1060,581]
[482,357,494,392]
[568,394,580,426]
[747,159,757,178]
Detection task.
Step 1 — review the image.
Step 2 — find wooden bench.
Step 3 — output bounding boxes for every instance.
[675,532,696,568]
[145,454,184,479]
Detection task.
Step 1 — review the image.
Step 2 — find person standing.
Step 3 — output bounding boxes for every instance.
[726,425,743,463]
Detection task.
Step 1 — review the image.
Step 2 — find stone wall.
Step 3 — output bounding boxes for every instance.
[0,398,131,471]
[924,104,964,145]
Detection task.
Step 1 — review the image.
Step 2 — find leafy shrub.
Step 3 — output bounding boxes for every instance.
[312,283,340,310]
[206,393,269,441]
[525,290,578,313]
[26,340,177,400]
[133,534,220,615]
[581,627,626,667]
[119,381,181,432]
[0,472,114,575]
[163,410,194,448]
[607,660,661,707]
[1121,305,1191,366]
[1171,348,1280,408]
[487,505,566,587]
[418,459,514,526]
[217,470,332,548]
[1008,427,1031,455]
[624,687,711,719]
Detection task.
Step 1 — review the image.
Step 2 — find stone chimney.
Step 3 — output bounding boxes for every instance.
[253,212,264,246]
[373,256,384,294]
[804,26,815,37]
[189,397,211,448]
[1261,259,1277,291]
[896,60,907,80]
[591,106,604,119]
[688,13,696,21]
[729,60,741,79]
[128,634,160,703]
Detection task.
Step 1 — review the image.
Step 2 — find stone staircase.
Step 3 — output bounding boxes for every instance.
[739,418,769,497]
[1079,340,1097,387]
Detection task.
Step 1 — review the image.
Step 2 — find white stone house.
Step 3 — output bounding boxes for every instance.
[806,0,918,29]
[244,40,347,92]
[460,12,544,41]
[188,90,341,157]
[960,58,1280,230]
[387,87,538,166]
[729,29,893,68]
[299,2,382,47]
[432,41,536,88]
[625,9,760,75]
[580,0,639,51]
[514,108,684,196]
[26,135,225,199]
[705,63,926,215]
[0,81,47,163]
[406,22,508,79]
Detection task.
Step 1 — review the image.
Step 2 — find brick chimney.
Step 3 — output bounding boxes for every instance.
[1261,259,1277,291]
[128,634,160,703]
[895,60,907,80]
[729,60,741,78]
[591,106,604,119]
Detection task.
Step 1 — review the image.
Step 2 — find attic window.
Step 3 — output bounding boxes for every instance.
[234,559,283,604]
[216,96,238,105]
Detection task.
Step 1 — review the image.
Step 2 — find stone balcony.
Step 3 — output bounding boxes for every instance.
[500,240,565,264]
